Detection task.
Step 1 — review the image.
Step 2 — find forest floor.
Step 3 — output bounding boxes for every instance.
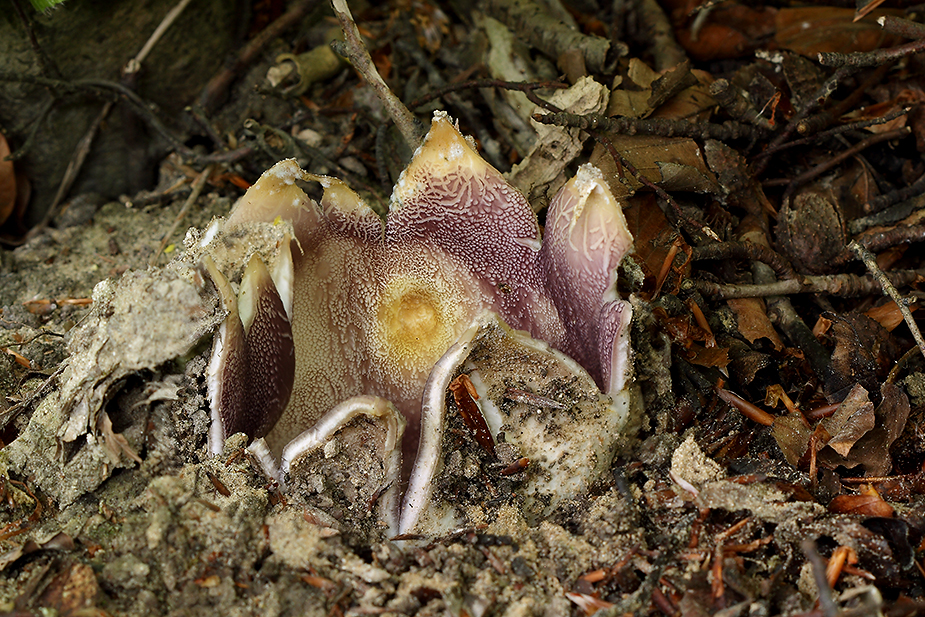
[1,0,925,615]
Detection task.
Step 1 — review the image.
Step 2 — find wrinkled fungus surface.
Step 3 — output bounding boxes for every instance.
[205,111,635,535]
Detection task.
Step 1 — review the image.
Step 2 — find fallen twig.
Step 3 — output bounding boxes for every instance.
[150,164,215,266]
[534,110,764,142]
[694,268,925,299]
[754,65,857,176]
[123,0,194,78]
[24,101,114,243]
[768,127,911,207]
[710,78,775,130]
[754,105,908,161]
[819,36,925,68]
[793,62,894,138]
[409,78,568,111]
[0,73,194,157]
[801,538,839,617]
[692,241,796,280]
[330,0,425,151]
[857,223,925,253]
[857,167,925,220]
[850,240,925,361]
[879,15,925,40]
[10,0,61,79]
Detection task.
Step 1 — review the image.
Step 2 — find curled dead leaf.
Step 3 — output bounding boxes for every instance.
[819,382,910,476]
[728,297,784,350]
[829,485,894,517]
[772,411,812,467]
[865,300,915,332]
[821,384,875,457]
[824,312,901,402]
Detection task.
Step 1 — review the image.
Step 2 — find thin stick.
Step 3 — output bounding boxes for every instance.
[819,36,925,67]
[769,127,911,206]
[879,15,925,39]
[534,110,764,142]
[150,164,216,266]
[11,0,61,79]
[25,101,115,242]
[0,73,193,157]
[0,364,65,432]
[753,106,909,161]
[849,240,925,361]
[801,539,839,617]
[123,0,195,77]
[694,268,925,299]
[408,79,568,110]
[754,65,856,176]
[330,0,424,150]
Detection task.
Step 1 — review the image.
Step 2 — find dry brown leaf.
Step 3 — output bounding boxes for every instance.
[819,382,911,475]
[726,338,771,385]
[765,384,797,413]
[0,532,75,572]
[776,189,847,275]
[622,193,691,297]
[605,59,659,120]
[97,411,142,466]
[653,307,710,347]
[825,311,901,402]
[820,384,875,457]
[652,69,716,121]
[812,315,832,339]
[591,134,720,196]
[772,411,812,467]
[703,140,776,216]
[829,486,894,517]
[687,343,730,369]
[727,297,784,350]
[673,4,777,61]
[593,63,722,195]
[775,7,900,57]
[38,561,101,615]
[865,300,915,332]
[607,59,715,123]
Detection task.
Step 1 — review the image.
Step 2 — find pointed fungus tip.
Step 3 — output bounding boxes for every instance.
[554,163,634,266]
[226,159,312,230]
[394,113,492,205]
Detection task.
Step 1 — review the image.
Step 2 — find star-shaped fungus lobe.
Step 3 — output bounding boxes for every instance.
[209,111,633,460]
